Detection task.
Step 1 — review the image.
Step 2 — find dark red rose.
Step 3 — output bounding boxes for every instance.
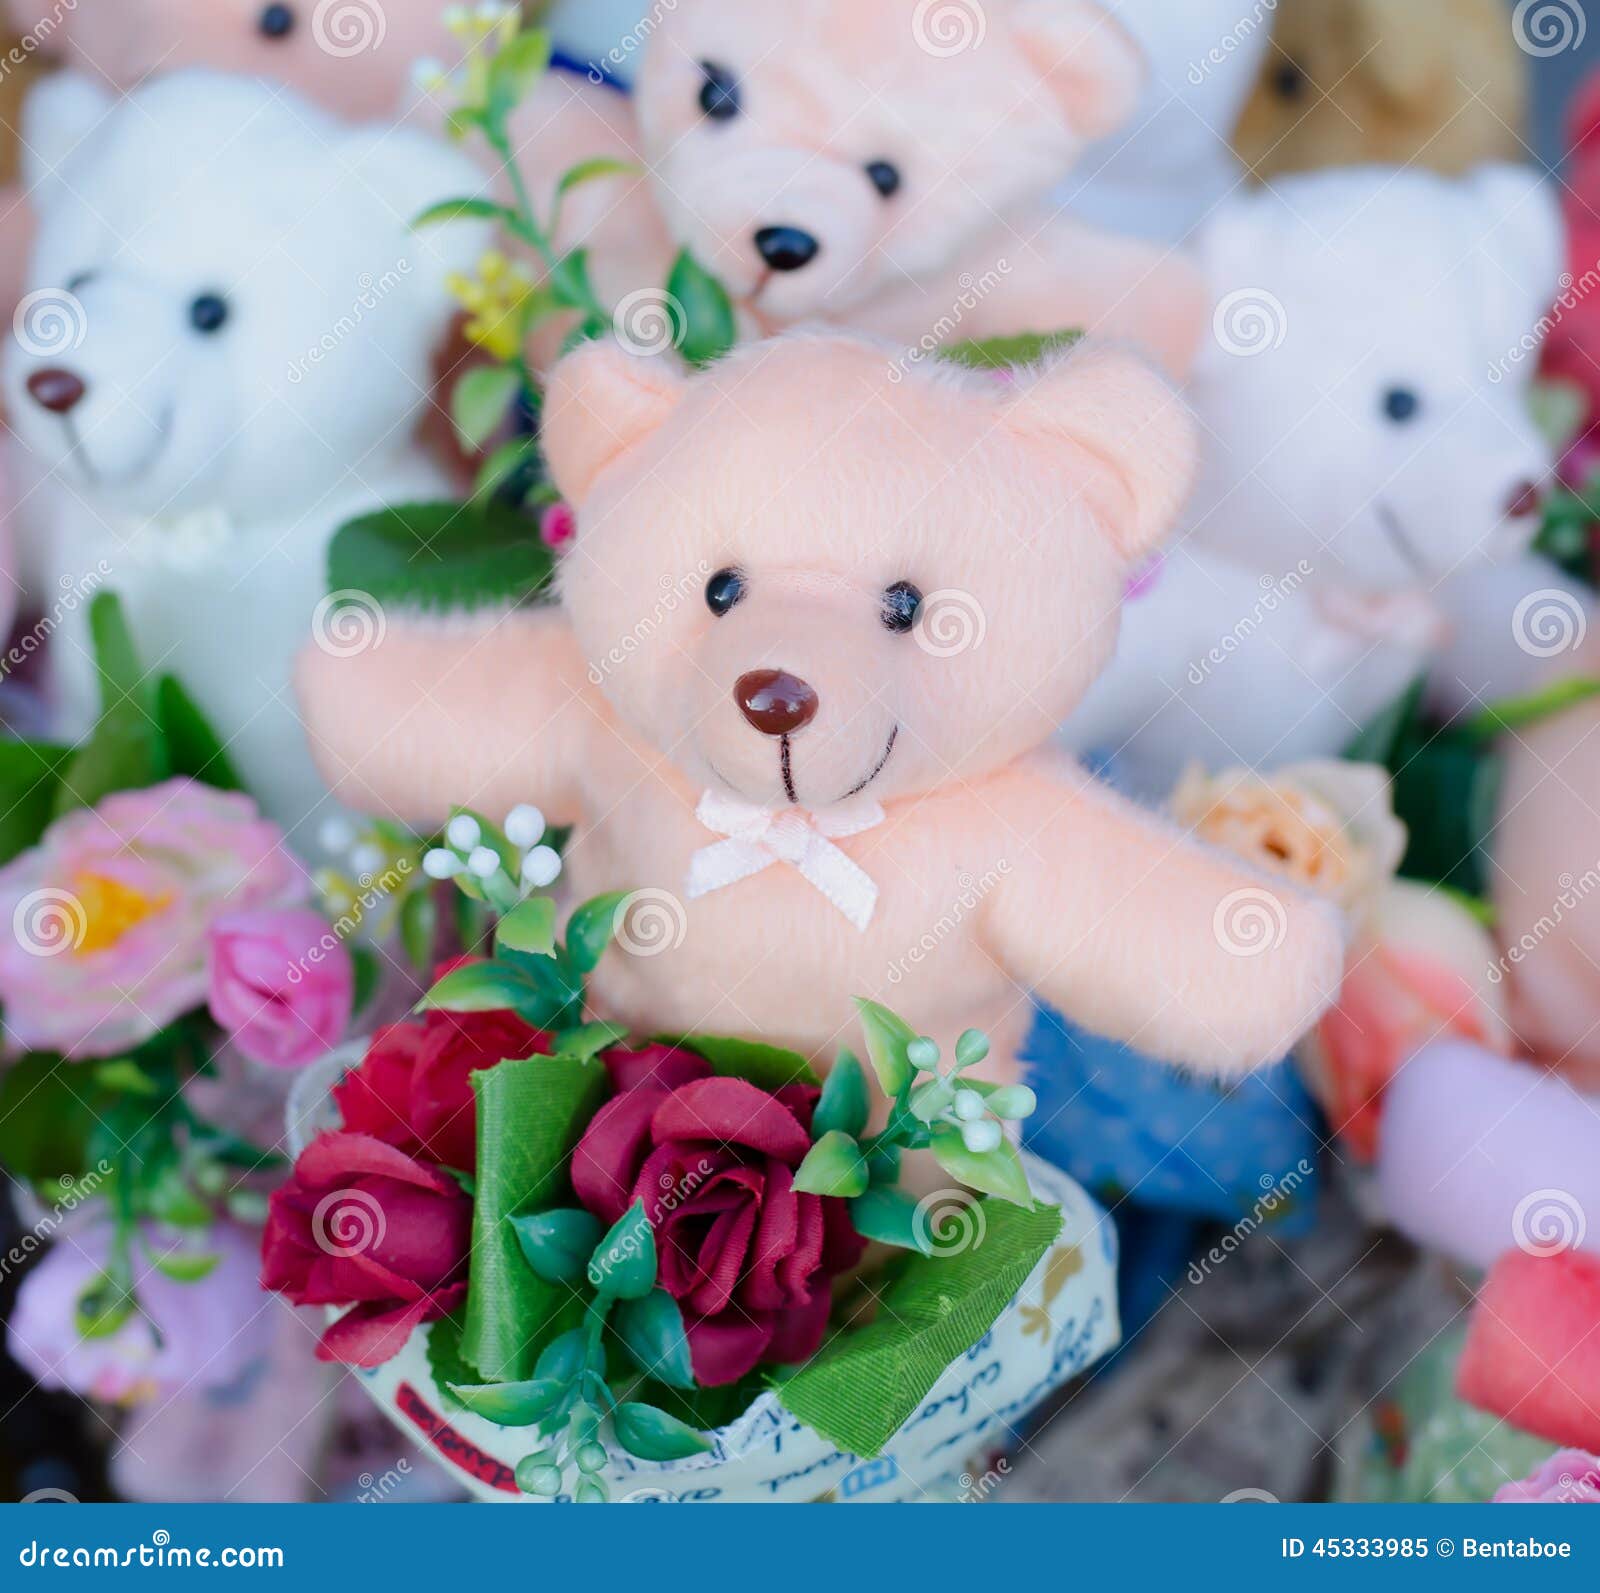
[571,1062,866,1387]
[261,1131,471,1367]
[333,959,551,1171]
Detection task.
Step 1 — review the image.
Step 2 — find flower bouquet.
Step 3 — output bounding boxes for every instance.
[267,808,1119,1502]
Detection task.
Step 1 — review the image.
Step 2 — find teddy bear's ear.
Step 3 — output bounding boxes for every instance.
[543,341,688,504]
[20,73,113,199]
[1003,344,1196,561]
[1464,164,1565,359]
[1010,0,1145,142]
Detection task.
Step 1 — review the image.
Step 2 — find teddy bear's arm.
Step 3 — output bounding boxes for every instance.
[982,756,1346,1075]
[859,221,1208,379]
[294,606,595,829]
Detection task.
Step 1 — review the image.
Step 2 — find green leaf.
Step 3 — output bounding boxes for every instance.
[472,437,541,506]
[853,998,917,1098]
[1343,675,1426,766]
[791,1130,868,1198]
[775,1201,1063,1458]
[563,891,629,975]
[929,1124,1034,1209]
[665,249,737,368]
[75,1273,135,1340]
[325,500,555,617]
[0,1054,94,1181]
[144,1166,213,1229]
[813,1051,869,1138]
[349,943,381,1017]
[93,1059,158,1096]
[414,197,519,231]
[557,156,637,195]
[587,1198,656,1299]
[865,1140,901,1186]
[849,1187,933,1255]
[446,1377,565,1426]
[0,740,71,865]
[54,593,166,815]
[664,1034,820,1090]
[417,961,540,1015]
[1464,676,1600,741]
[495,895,556,957]
[451,365,521,450]
[154,675,244,791]
[462,1054,609,1381]
[510,1206,602,1285]
[425,1312,480,1410]
[938,330,1081,370]
[399,890,437,974]
[550,1021,629,1061]
[612,1402,713,1461]
[536,1327,589,1383]
[548,248,598,315]
[146,1249,220,1283]
[909,1078,955,1123]
[614,1289,695,1389]
[489,26,552,111]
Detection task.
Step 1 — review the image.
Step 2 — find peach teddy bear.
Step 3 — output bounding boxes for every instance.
[296,334,1341,1086]
[512,0,1206,376]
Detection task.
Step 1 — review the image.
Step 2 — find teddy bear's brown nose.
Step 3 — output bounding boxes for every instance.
[735,669,818,736]
[26,367,87,415]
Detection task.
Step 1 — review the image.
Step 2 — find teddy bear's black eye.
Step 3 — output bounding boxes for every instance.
[189,293,230,334]
[881,581,922,634]
[706,568,746,616]
[698,62,741,121]
[866,160,901,199]
[1383,387,1421,424]
[258,3,295,38]
[1272,61,1306,100]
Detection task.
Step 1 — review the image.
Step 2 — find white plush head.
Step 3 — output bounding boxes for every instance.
[3,70,490,522]
[1187,164,1563,586]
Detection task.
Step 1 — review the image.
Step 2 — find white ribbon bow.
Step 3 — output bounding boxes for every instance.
[685,789,885,932]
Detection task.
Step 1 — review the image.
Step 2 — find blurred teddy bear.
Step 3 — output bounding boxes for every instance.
[1232,0,1528,181]
[1061,162,1563,797]
[1,71,490,827]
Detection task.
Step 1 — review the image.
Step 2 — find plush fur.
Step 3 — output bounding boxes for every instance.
[1,71,490,829]
[1233,0,1528,181]
[1053,0,1274,243]
[514,0,1206,375]
[1062,164,1563,795]
[297,333,1343,1084]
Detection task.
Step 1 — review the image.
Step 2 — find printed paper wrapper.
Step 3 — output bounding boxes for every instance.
[368,1154,1115,1501]
[288,1049,1119,1502]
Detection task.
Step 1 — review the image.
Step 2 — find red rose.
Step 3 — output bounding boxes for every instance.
[333,960,551,1171]
[261,1131,471,1367]
[571,1058,865,1386]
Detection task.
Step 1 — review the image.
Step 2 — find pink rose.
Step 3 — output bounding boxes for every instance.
[1494,1450,1600,1504]
[209,909,354,1069]
[0,778,303,1058]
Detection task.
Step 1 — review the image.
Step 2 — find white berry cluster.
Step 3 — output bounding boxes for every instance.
[423,805,561,899]
[906,1029,1037,1153]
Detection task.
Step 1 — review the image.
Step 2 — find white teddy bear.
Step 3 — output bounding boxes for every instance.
[1064,163,1569,796]
[2,70,490,829]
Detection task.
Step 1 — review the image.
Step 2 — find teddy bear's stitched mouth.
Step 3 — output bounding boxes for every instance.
[837,724,899,802]
[1373,499,1429,577]
[56,407,174,492]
